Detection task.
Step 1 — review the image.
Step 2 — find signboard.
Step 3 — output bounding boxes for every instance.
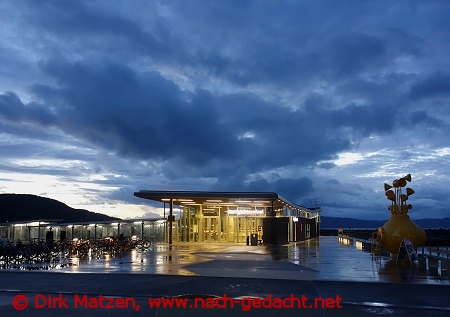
[228,209,264,216]
[266,208,275,217]
[397,238,417,262]
[203,211,218,217]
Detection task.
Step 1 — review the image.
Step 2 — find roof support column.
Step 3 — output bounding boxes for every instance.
[169,198,173,245]
[163,203,166,243]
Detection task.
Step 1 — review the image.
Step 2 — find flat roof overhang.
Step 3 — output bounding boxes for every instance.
[134,190,312,213]
[55,218,166,226]
[0,219,61,226]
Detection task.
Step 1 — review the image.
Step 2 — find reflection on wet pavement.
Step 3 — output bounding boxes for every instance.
[269,237,449,284]
[1,237,449,284]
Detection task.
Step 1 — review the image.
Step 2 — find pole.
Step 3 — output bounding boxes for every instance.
[294,221,296,241]
[169,199,173,245]
[163,203,166,243]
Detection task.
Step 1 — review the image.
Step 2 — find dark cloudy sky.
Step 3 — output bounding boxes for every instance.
[1,0,449,220]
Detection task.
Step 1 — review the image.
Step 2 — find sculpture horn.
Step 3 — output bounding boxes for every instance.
[402,173,412,182]
[385,190,396,201]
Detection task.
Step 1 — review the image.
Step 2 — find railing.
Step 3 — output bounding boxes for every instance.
[337,231,450,259]
[338,231,387,256]
[419,237,450,258]
[344,230,375,242]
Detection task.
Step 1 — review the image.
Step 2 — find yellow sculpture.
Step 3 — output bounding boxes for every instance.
[376,174,426,256]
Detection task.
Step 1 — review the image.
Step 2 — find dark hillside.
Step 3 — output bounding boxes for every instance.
[0,194,120,223]
[320,216,450,229]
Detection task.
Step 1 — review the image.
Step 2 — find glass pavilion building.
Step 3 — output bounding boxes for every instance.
[0,191,320,245]
[134,191,320,244]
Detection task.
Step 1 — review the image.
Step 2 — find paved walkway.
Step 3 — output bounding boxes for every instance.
[1,237,449,316]
[17,236,446,284]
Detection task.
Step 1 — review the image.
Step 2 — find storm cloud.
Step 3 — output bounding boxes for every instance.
[0,0,449,219]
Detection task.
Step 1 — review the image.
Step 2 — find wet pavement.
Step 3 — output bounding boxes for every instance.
[9,236,447,284]
[1,236,449,316]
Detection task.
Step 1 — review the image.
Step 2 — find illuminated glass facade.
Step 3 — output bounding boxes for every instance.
[179,205,265,242]
[0,192,320,245]
[0,219,166,243]
[134,191,320,244]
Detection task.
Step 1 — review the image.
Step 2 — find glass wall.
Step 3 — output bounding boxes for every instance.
[0,220,166,243]
[180,205,265,243]
[180,206,201,242]
[225,217,263,243]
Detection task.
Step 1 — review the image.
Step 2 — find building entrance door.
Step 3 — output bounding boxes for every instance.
[231,217,262,243]
[189,217,199,242]
[236,217,248,243]
[202,217,219,242]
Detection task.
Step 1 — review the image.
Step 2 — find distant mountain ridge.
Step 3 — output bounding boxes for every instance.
[1,193,448,228]
[0,194,120,223]
[321,216,450,229]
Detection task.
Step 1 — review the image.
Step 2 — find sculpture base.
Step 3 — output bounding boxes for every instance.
[377,213,426,255]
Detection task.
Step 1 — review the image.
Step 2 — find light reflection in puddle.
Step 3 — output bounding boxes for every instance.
[1,237,449,283]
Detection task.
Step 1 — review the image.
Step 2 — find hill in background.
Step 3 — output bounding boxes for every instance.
[0,194,120,223]
[320,216,450,229]
[1,193,449,228]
